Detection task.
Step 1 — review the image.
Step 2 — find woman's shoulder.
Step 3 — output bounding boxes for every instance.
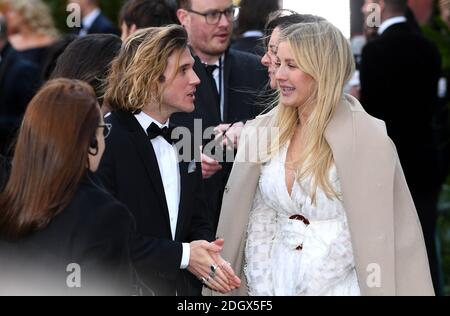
[343,94,398,156]
[245,107,278,128]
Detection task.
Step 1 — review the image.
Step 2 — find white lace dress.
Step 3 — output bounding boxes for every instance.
[244,145,361,296]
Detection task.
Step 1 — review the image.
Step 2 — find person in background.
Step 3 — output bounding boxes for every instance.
[231,0,280,56]
[50,33,122,114]
[119,0,178,42]
[208,20,433,297]
[174,0,268,232]
[68,0,119,36]
[359,0,443,295]
[261,10,325,90]
[0,12,41,157]
[0,79,135,296]
[0,0,59,72]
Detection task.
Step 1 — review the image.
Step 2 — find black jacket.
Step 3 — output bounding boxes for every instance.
[97,111,214,296]
[171,48,269,231]
[360,22,443,192]
[0,171,135,296]
[0,43,41,155]
[87,13,120,36]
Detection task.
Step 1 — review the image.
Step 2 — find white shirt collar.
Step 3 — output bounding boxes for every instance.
[201,54,225,68]
[82,8,101,30]
[134,111,169,134]
[378,16,407,35]
[242,30,264,38]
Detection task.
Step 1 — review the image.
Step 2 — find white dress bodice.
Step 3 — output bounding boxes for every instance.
[244,145,361,296]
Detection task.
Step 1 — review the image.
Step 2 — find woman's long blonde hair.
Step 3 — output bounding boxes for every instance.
[5,0,59,38]
[104,25,188,112]
[269,21,355,202]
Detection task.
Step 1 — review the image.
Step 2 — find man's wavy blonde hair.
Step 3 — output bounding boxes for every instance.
[3,0,58,38]
[104,25,189,112]
[268,21,355,203]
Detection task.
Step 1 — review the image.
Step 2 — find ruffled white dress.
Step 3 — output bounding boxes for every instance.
[244,145,361,296]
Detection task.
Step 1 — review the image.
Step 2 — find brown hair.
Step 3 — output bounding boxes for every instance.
[104,25,188,112]
[176,0,191,10]
[0,79,100,240]
[119,0,177,28]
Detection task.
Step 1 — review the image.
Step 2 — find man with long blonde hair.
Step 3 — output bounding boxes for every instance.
[99,26,240,296]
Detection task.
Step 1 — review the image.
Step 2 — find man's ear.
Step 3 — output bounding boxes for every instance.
[130,24,137,36]
[177,9,189,27]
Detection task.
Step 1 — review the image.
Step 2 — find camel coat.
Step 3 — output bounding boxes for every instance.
[205,94,434,296]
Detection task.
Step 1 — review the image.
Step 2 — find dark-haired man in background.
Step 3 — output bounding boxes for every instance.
[173,0,268,232]
[119,0,178,41]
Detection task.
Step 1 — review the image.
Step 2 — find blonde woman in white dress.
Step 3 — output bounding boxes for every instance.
[205,21,434,296]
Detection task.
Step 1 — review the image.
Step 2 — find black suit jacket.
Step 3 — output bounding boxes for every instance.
[171,48,269,230]
[360,22,443,193]
[231,36,265,56]
[0,43,41,155]
[87,13,120,36]
[97,110,214,296]
[0,171,135,296]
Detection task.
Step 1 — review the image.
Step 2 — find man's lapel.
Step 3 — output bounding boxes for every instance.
[115,111,172,230]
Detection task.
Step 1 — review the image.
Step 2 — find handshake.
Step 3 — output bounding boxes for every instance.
[187,239,241,294]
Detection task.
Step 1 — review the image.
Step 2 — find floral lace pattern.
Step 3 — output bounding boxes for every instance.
[244,145,361,296]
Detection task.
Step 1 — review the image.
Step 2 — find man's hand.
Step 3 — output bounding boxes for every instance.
[214,122,245,149]
[200,150,222,179]
[210,239,241,289]
[187,241,232,293]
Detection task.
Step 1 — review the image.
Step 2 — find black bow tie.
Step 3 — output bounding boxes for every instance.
[147,122,174,144]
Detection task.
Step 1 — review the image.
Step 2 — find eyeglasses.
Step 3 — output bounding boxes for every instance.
[99,123,112,139]
[186,6,239,25]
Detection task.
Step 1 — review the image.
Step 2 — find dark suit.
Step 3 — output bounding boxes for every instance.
[360,21,443,293]
[0,171,135,296]
[0,43,41,155]
[87,13,119,36]
[97,110,214,296]
[231,36,265,56]
[171,49,269,231]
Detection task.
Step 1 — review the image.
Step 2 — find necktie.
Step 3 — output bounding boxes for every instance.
[147,123,174,144]
[205,64,220,113]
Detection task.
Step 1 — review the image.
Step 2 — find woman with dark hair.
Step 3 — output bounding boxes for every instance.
[261,10,325,89]
[41,34,78,81]
[0,79,135,296]
[51,34,122,113]
[231,0,280,56]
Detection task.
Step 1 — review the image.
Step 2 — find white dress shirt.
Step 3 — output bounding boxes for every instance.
[79,8,101,36]
[135,111,190,269]
[203,55,225,121]
[378,16,407,35]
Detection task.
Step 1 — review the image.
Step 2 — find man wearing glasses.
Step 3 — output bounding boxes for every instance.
[174,0,268,232]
